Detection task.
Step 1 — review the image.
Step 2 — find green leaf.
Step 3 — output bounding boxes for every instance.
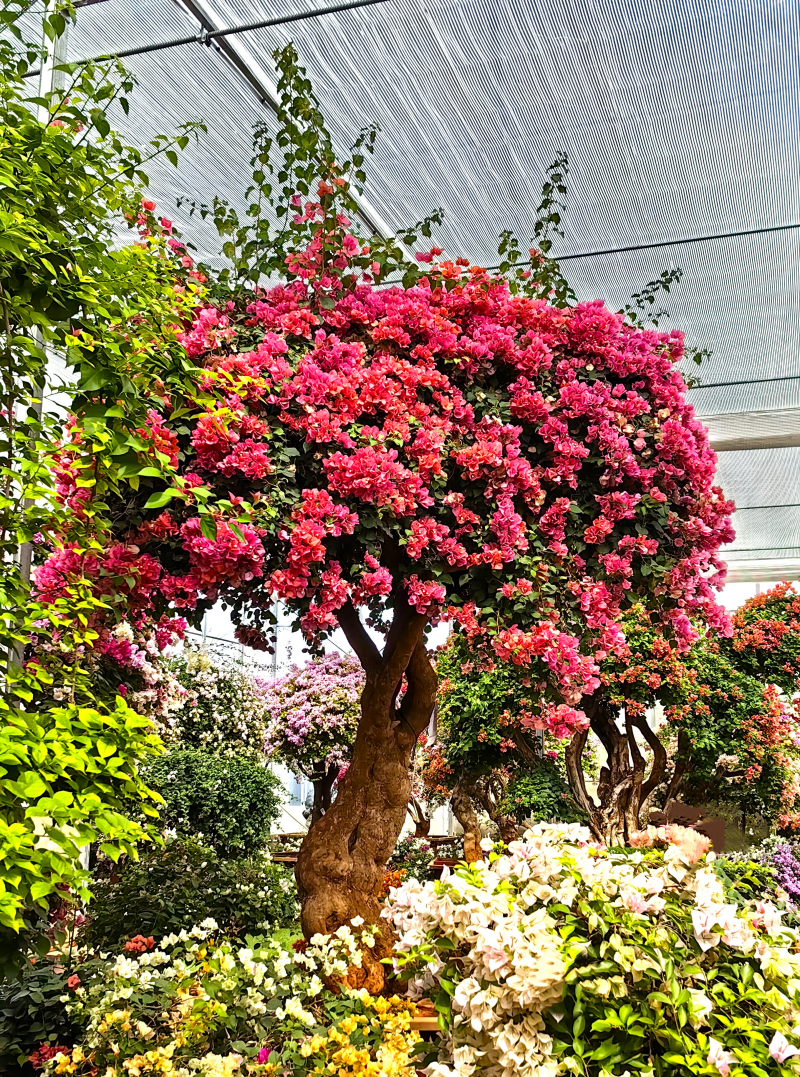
[144,489,178,509]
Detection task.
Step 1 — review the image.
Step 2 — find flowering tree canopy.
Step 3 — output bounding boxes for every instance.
[724,582,800,695]
[261,653,363,823]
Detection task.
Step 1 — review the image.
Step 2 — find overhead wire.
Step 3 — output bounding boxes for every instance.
[22,0,393,76]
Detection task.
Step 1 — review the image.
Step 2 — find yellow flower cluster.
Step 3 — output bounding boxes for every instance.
[122,1043,178,1076]
[54,1048,86,1075]
[284,995,419,1077]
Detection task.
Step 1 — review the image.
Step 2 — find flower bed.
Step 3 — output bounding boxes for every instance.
[385,823,800,1077]
[19,924,420,1077]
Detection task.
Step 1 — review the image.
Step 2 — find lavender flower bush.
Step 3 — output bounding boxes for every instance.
[261,653,363,779]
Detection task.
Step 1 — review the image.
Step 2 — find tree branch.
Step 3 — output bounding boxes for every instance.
[381,601,426,695]
[664,730,690,809]
[337,601,382,678]
[564,726,594,817]
[635,716,669,803]
[398,638,438,735]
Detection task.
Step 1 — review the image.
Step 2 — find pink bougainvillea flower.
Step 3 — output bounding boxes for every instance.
[769,1031,799,1063]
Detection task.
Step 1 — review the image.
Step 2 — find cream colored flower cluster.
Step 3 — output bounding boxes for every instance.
[48,918,385,1077]
[384,822,800,1077]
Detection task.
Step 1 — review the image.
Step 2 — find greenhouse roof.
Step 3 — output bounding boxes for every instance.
[28,0,800,581]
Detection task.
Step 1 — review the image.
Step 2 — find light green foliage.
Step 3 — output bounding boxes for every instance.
[501,758,586,824]
[81,838,297,948]
[0,0,204,942]
[0,696,162,934]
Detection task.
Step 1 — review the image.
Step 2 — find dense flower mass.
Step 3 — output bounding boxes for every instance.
[385,823,800,1077]
[160,646,269,755]
[260,652,363,777]
[38,256,735,711]
[46,919,419,1077]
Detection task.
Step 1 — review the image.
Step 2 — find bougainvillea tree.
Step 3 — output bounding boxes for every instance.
[598,593,800,836]
[723,581,800,695]
[36,47,735,979]
[260,653,362,823]
[420,635,585,860]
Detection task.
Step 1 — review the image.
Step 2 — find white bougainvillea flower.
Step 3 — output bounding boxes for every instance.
[707,1038,735,1076]
[769,1030,800,1062]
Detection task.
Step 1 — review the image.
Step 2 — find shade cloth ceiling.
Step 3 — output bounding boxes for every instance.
[21,0,800,578]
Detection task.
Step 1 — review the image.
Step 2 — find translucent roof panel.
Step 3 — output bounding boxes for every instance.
[31,0,800,578]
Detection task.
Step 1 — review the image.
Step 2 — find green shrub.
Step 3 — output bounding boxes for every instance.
[142,746,283,857]
[0,957,87,1075]
[81,839,297,949]
[714,855,779,904]
[501,758,587,823]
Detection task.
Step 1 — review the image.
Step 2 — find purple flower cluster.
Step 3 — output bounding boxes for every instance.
[260,652,363,777]
[772,843,800,901]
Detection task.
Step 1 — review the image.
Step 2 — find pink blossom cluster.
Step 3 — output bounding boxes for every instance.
[520,702,589,740]
[629,822,710,864]
[39,237,735,714]
[260,652,363,777]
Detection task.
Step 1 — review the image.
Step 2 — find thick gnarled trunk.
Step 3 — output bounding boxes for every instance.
[451,775,482,863]
[565,697,668,846]
[295,603,436,991]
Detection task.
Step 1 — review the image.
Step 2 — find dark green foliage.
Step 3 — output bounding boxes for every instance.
[435,636,538,776]
[713,856,778,905]
[501,759,587,823]
[0,954,106,1075]
[143,747,283,857]
[81,839,297,949]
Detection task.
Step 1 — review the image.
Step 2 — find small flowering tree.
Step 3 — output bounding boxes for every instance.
[260,653,363,824]
[723,582,800,694]
[421,635,585,860]
[597,593,800,836]
[38,47,734,978]
[161,645,269,754]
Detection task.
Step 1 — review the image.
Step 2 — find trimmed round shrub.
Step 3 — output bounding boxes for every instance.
[81,839,297,948]
[143,746,283,857]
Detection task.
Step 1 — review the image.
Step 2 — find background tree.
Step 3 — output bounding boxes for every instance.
[592,592,800,838]
[37,45,734,986]
[261,653,362,824]
[420,635,586,860]
[142,747,283,857]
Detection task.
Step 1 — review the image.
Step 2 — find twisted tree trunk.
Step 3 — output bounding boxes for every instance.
[294,601,437,991]
[309,763,339,827]
[407,795,431,838]
[451,775,482,863]
[565,696,668,846]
